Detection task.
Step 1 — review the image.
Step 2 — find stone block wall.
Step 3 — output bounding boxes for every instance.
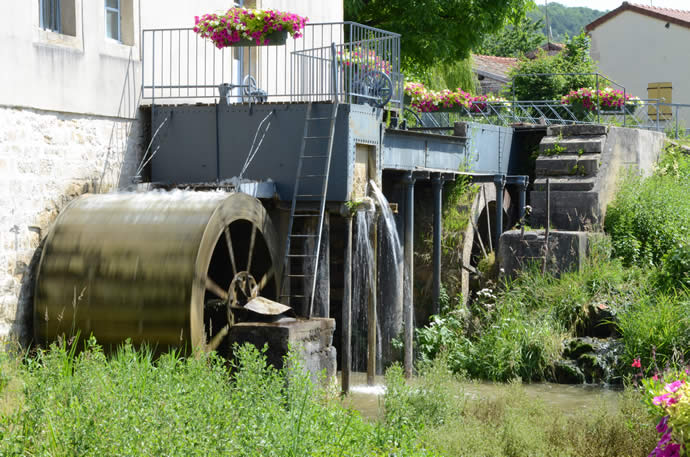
[0,106,146,345]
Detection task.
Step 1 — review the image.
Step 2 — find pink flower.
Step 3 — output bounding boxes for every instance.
[632,358,642,368]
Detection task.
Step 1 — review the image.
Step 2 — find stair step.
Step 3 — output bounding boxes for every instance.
[535,154,600,177]
[547,125,608,137]
[539,135,606,155]
[533,177,596,192]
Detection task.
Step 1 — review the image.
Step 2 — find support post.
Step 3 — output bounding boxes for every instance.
[517,176,528,222]
[367,214,378,386]
[402,172,416,379]
[341,213,353,395]
[431,174,443,316]
[493,175,506,248]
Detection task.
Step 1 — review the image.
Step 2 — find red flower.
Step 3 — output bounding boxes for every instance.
[632,358,642,368]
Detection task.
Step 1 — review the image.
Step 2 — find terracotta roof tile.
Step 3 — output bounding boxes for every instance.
[586,1,690,31]
[472,54,519,81]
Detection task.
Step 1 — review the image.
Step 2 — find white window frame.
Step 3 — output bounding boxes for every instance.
[105,0,121,42]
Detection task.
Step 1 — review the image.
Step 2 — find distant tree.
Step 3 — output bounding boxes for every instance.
[345,0,536,73]
[508,31,596,100]
[475,17,545,58]
[528,2,606,43]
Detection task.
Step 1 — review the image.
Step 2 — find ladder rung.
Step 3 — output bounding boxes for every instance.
[299,174,326,178]
[290,234,318,238]
[280,294,307,298]
[296,194,320,197]
[304,136,330,139]
[302,155,329,159]
[292,214,319,218]
[306,117,334,121]
[288,274,313,278]
[287,254,316,258]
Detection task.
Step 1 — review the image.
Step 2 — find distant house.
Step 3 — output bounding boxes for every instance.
[524,42,564,59]
[586,1,690,123]
[472,44,564,95]
[472,54,518,95]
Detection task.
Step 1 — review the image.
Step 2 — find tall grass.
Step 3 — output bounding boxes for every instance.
[0,341,658,456]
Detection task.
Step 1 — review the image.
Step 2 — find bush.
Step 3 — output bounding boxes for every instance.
[508,32,597,101]
[605,150,690,266]
[616,293,690,372]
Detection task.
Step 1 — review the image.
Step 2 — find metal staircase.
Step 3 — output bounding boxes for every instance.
[280,98,340,317]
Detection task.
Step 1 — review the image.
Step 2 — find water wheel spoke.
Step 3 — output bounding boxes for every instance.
[224,226,238,278]
[257,267,275,294]
[246,224,257,273]
[207,324,229,352]
[206,277,229,301]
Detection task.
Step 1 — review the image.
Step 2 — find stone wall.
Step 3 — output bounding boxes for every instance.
[0,106,146,345]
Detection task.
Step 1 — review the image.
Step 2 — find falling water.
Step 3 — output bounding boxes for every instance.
[352,206,374,372]
[369,181,404,368]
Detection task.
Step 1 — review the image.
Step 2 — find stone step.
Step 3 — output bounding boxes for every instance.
[535,154,600,177]
[547,124,608,137]
[539,135,606,154]
[533,177,596,192]
[530,190,601,231]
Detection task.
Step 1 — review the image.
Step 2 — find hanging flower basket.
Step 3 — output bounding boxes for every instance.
[194,7,308,48]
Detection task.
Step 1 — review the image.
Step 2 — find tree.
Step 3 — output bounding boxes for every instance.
[345,0,536,73]
[508,31,596,101]
[475,17,545,58]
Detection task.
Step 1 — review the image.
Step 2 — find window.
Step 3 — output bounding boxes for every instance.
[40,0,61,33]
[105,0,121,42]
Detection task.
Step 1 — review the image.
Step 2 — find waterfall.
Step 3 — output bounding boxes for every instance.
[352,208,374,372]
[368,181,404,369]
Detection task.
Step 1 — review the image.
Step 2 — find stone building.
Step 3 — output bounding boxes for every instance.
[0,0,343,344]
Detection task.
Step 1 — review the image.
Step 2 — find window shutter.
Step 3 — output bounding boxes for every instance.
[648,82,673,120]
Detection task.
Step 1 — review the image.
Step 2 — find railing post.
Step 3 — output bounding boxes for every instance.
[657,99,661,132]
[596,73,601,124]
[676,106,680,139]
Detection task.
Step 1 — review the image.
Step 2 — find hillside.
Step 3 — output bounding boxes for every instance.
[528,2,607,42]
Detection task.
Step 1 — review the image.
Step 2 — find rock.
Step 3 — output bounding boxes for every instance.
[554,360,586,384]
[577,353,605,384]
[577,303,617,338]
[563,338,595,359]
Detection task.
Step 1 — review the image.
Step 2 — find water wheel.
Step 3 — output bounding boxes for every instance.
[33,191,281,355]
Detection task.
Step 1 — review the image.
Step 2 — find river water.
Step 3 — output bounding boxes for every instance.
[340,372,623,421]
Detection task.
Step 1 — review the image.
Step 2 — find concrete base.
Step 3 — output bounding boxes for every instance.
[229,317,337,383]
[498,230,600,278]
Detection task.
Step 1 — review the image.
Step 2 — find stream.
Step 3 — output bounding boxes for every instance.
[340,372,623,421]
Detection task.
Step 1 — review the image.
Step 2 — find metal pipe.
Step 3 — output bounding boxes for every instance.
[518,176,528,222]
[543,178,551,275]
[402,172,416,378]
[367,214,378,386]
[494,175,505,248]
[431,174,443,316]
[342,214,352,395]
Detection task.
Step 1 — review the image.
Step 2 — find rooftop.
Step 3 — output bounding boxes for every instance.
[472,54,519,82]
[586,1,690,31]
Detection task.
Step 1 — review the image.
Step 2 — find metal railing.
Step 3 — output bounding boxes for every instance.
[406,100,690,138]
[142,22,402,110]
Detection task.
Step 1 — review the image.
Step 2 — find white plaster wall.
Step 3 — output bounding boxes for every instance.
[590,11,690,126]
[0,0,142,119]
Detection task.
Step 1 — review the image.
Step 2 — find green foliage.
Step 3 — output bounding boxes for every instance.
[475,16,545,57]
[616,293,690,373]
[508,32,597,101]
[382,360,658,457]
[345,0,535,72]
[605,147,690,266]
[528,2,606,43]
[655,242,690,291]
[425,58,477,94]
[0,339,434,457]
[416,241,653,382]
